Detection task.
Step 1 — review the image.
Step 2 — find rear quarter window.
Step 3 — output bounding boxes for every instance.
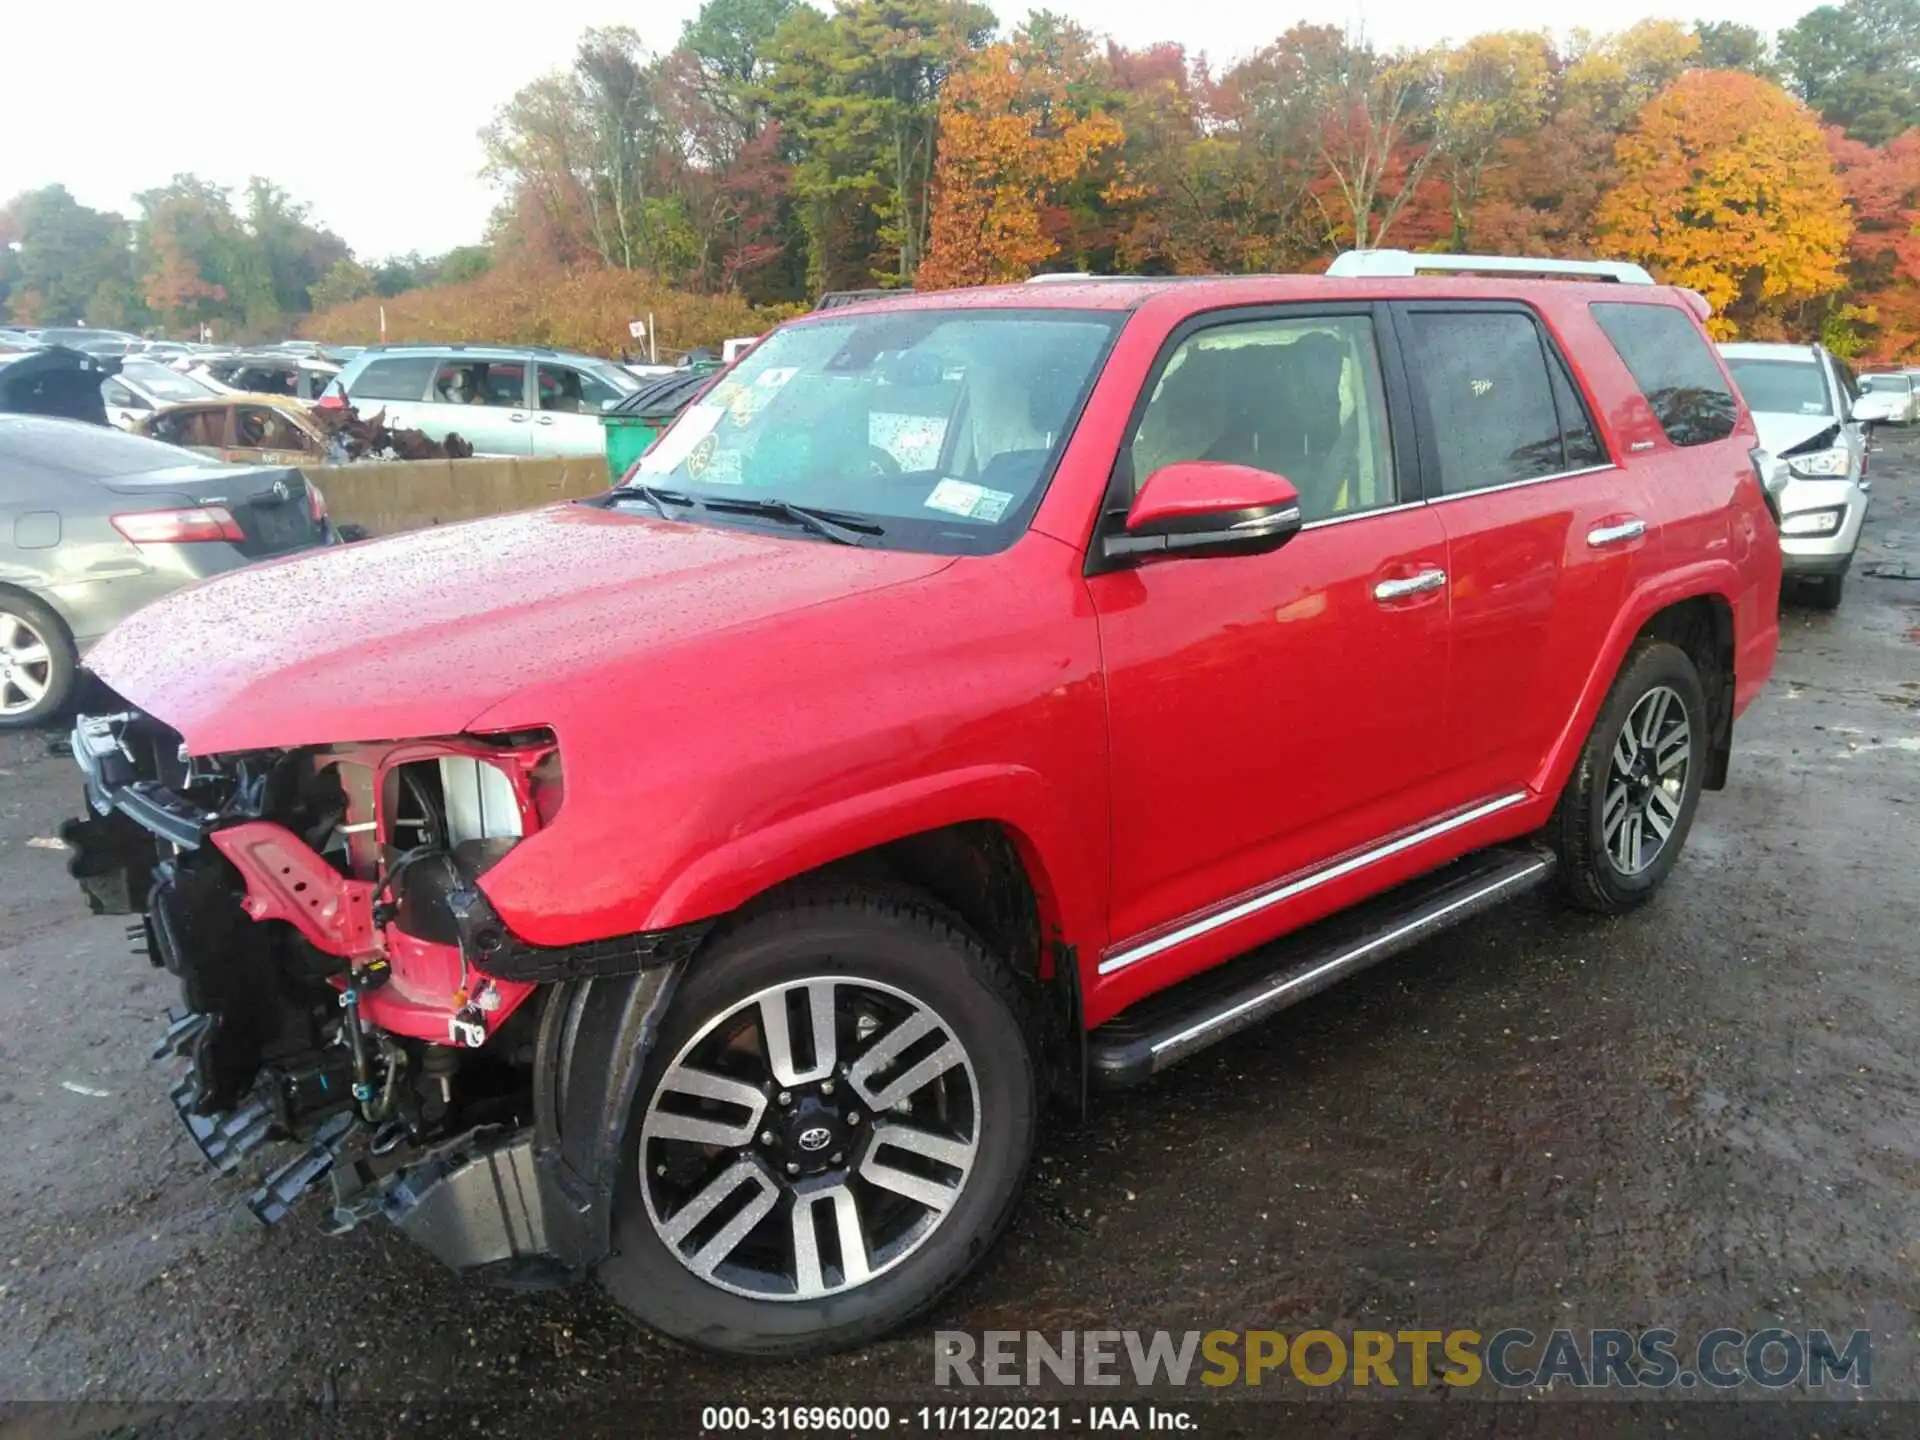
[349,355,438,402]
[1589,302,1738,447]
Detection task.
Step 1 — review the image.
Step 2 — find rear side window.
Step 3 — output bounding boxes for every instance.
[350,355,438,401]
[1590,302,1737,447]
[1401,310,1605,495]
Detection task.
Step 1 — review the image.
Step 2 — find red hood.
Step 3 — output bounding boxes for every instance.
[88,503,953,753]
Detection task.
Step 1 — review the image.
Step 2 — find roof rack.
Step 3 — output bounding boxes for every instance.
[358,341,562,355]
[1327,249,1655,285]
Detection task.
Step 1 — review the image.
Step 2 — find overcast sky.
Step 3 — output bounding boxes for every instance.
[8,0,1817,260]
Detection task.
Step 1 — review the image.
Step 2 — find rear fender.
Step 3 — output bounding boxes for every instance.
[1531,562,1744,806]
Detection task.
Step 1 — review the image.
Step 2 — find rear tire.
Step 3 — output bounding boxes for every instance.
[0,592,77,730]
[1550,640,1707,915]
[599,888,1037,1357]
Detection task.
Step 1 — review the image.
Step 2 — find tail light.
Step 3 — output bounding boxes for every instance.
[111,506,245,544]
[307,480,329,523]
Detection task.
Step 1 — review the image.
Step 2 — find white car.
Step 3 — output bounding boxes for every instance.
[1719,341,1889,609]
[100,359,228,430]
[1858,370,1919,424]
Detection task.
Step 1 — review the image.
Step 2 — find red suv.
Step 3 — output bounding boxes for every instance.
[62,251,1780,1356]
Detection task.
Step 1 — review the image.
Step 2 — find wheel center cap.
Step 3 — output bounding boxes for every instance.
[776,1096,849,1173]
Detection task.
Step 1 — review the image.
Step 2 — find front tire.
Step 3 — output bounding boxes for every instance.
[1550,640,1707,915]
[599,889,1037,1357]
[1803,571,1845,611]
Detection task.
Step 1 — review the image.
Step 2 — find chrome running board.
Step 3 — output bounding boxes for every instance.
[1087,847,1556,1088]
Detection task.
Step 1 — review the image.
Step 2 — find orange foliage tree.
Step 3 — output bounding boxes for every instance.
[918,42,1123,288]
[1597,70,1851,336]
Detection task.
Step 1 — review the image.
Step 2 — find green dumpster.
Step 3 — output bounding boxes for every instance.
[601,363,723,482]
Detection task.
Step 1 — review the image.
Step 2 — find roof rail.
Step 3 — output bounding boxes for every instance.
[1327,249,1655,285]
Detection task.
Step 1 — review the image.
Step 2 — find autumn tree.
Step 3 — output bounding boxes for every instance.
[767,0,996,287]
[1314,36,1451,249]
[1597,70,1851,335]
[1432,32,1554,250]
[918,42,1122,286]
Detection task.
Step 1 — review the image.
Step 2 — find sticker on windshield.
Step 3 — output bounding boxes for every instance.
[924,479,1014,523]
[1801,402,1825,413]
[639,403,722,473]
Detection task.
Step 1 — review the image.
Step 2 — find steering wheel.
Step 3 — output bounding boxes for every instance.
[867,446,903,478]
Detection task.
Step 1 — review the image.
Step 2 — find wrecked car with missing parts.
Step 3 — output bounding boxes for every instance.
[62,256,1780,1357]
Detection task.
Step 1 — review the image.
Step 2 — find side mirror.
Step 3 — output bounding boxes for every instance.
[1103,460,1304,562]
[1851,390,1899,425]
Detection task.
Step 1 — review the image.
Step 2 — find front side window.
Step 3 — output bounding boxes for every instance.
[1128,313,1396,524]
[633,309,1121,553]
[538,362,627,412]
[1591,301,1738,446]
[1722,357,1831,417]
[1403,310,1602,495]
[236,406,311,451]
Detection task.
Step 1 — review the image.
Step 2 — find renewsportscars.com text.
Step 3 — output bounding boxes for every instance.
[933,1328,1871,1391]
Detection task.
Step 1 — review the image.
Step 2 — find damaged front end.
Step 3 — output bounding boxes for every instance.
[61,704,704,1284]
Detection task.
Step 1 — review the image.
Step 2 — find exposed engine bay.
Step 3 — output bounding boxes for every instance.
[58,701,657,1270]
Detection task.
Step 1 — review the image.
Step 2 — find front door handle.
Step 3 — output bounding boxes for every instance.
[508,412,530,423]
[1587,517,1647,548]
[1373,568,1447,602]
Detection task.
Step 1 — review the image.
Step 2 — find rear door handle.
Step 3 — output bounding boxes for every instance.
[1373,568,1447,602]
[535,415,555,426]
[1587,518,1646,548]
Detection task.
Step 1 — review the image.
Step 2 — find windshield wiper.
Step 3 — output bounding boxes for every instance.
[610,482,698,517]
[699,497,884,546]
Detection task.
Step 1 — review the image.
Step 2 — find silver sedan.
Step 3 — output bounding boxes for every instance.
[0,415,334,727]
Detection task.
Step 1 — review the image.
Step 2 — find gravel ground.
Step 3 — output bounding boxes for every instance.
[2,437,1919,1438]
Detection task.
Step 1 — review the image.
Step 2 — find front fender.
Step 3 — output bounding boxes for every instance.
[642,763,1104,953]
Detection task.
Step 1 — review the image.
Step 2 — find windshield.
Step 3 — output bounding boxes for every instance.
[121,360,221,402]
[1724,357,1831,417]
[633,308,1120,552]
[1860,372,1912,394]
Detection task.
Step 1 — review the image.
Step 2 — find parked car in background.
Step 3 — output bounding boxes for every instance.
[183,352,340,403]
[102,359,227,429]
[324,344,640,456]
[135,394,329,467]
[59,251,1781,1355]
[0,415,333,726]
[0,326,41,349]
[1857,369,1918,424]
[0,345,117,425]
[31,327,140,353]
[1719,341,1877,609]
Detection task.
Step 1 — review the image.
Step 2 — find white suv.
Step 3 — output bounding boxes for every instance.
[1719,342,1876,610]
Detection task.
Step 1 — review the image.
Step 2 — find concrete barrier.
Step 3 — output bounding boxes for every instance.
[310,455,613,537]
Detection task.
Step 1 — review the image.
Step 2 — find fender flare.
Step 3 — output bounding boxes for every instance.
[639,762,1104,955]
[1531,562,1741,806]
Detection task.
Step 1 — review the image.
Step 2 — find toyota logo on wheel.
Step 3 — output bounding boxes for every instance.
[796,1126,833,1153]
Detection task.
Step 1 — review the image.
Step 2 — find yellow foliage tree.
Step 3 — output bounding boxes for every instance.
[1597,69,1851,336]
[918,42,1124,288]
